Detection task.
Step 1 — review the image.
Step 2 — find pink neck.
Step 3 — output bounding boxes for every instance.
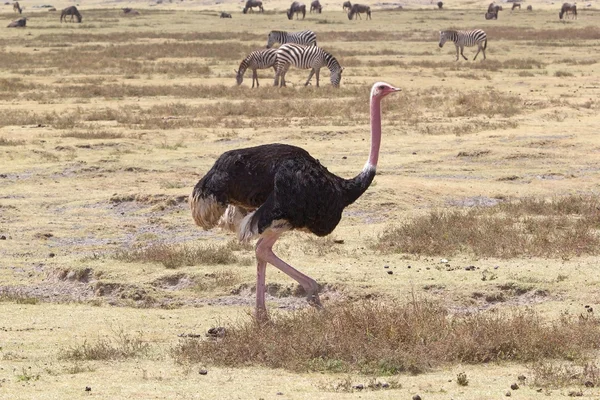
[366,95,382,169]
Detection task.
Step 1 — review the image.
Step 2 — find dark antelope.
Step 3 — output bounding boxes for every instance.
[287,1,306,19]
[220,12,232,18]
[243,0,264,13]
[122,8,141,16]
[342,0,352,11]
[559,2,577,19]
[511,2,521,10]
[437,1,443,9]
[348,3,371,19]
[13,1,21,14]
[310,0,322,13]
[7,17,26,27]
[60,6,82,23]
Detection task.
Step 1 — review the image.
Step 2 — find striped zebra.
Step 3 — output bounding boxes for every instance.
[274,44,344,88]
[266,30,317,48]
[439,29,487,61]
[235,49,278,88]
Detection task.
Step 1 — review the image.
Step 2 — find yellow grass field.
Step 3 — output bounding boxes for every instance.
[1,0,600,398]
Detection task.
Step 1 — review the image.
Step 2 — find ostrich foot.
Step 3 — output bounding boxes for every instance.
[306,291,323,309]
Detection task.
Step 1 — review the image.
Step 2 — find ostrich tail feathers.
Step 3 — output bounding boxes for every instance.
[238,211,260,242]
[218,205,248,233]
[189,193,226,230]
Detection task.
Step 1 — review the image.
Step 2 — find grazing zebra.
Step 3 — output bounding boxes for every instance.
[13,1,21,14]
[342,0,352,11]
[287,1,306,19]
[243,0,264,13]
[236,49,278,88]
[559,3,577,19]
[266,30,317,48]
[310,0,323,13]
[437,1,443,9]
[527,5,532,11]
[60,6,82,23]
[439,29,487,61]
[511,2,521,10]
[348,3,371,19]
[220,11,232,18]
[274,44,344,88]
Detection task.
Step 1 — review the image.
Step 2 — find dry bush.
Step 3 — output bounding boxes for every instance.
[172,300,600,374]
[376,196,600,258]
[60,329,149,361]
[0,137,25,146]
[114,242,239,269]
[61,130,124,139]
[531,361,600,388]
[448,91,522,118]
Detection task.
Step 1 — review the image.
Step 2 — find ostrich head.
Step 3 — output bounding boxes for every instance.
[370,82,401,100]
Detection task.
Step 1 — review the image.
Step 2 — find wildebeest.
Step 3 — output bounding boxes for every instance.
[485,11,497,19]
[559,2,577,19]
[487,3,502,13]
[122,8,141,16]
[511,2,520,10]
[437,1,443,9]
[7,16,26,27]
[242,0,264,13]
[348,3,371,19]
[60,6,82,22]
[526,4,532,10]
[287,1,306,19]
[342,0,351,11]
[310,0,322,13]
[13,1,21,13]
[220,11,232,18]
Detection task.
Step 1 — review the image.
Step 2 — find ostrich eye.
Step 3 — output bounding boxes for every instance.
[378,85,386,90]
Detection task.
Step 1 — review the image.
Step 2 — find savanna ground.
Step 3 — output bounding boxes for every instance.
[1,0,600,398]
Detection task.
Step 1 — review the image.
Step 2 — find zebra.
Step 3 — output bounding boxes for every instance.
[342,1,352,11]
[274,43,344,88]
[287,1,306,19]
[60,6,82,23]
[559,3,577,19]
[266,30,317,48]
[235,48,278,88]
[439,29,487,61]
[348,3,371,19]
[310,0,323,13]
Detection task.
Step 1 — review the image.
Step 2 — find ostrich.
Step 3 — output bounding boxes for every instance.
[190,82,400,320]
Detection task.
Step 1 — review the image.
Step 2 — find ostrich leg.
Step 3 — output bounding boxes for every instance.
[255,232,322,308]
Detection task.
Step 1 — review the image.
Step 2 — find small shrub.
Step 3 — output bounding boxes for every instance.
[457,372,469,386]
[555,70,574,77]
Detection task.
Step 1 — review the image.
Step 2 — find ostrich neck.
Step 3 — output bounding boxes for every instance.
[367,95,382,169]
[341,94,382,206]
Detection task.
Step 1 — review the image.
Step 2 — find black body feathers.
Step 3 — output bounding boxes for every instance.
[192,143,375,237]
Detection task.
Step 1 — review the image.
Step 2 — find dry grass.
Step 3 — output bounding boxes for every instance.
[172,299,600,374]
[376,196,600,258]
[531,361,600,388]
[60,328,150,361]
[114,242,239,269]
